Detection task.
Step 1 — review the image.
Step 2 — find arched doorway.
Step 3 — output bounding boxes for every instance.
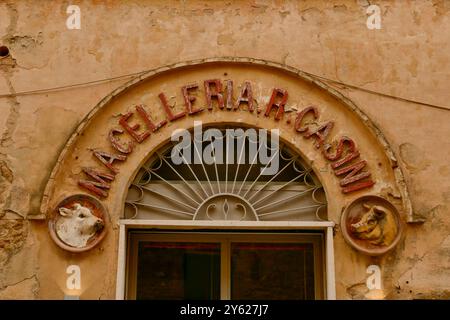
[41,58,410,300]
[120,124,331,299]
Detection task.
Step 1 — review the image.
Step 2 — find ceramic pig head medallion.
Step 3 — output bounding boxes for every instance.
[341,196,403,256]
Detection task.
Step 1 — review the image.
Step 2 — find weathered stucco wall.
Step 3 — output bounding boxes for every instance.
[0,0,449,299]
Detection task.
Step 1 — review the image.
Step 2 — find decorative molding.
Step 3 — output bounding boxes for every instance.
[40,57,413,224]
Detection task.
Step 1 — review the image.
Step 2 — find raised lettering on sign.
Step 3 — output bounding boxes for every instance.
[109,128,133,154]
[78,79,375,197]
[204,79,224,110]
[78,168,114,198]
[264,88,288,121]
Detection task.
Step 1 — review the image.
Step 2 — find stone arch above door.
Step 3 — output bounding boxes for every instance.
[40,57,413,231]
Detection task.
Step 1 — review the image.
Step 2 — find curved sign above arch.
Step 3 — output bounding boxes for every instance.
[40,58,413,253]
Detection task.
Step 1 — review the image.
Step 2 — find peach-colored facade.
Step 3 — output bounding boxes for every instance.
[0,0,449,299]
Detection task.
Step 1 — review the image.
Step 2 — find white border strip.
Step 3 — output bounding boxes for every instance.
[118,220,334,228]
[115,224,127,300]
[326,226,337,300]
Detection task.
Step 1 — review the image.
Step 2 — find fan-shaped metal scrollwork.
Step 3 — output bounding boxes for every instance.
[124,127,327,222]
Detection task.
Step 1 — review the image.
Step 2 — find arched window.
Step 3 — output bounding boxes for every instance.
[124,125,327,222]
[122,125,332,300]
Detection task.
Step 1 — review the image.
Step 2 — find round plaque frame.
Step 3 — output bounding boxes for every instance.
[48,194,109,253]
[341,195,403,256]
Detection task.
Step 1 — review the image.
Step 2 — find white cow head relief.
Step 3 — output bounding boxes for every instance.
[56,203,104,248]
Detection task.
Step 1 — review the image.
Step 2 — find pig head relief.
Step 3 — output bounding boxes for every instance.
[56,203,104,248]
[350,203,397,247]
